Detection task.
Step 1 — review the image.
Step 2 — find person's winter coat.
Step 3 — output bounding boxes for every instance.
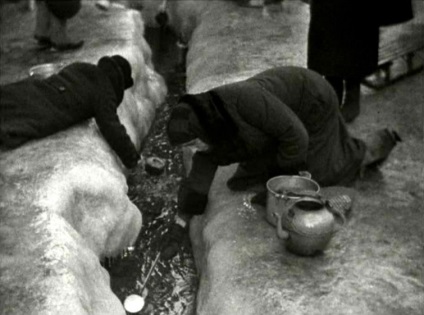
[307,0,414,79]
[307,0,380,78]
[168,66,366,215]
[378,0,414,27]
[0,61,139,169]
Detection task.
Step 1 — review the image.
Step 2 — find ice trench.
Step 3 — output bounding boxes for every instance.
[106,26,199,315]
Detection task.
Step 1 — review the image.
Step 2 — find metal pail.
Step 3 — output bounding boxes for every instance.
[266,175,320,226]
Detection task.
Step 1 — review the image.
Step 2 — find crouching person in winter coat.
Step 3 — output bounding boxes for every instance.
[0,55,141,169]
[160,66,401,259]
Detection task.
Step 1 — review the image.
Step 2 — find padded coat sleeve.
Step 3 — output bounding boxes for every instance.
[94,97,139,169]
[237,86,309,172]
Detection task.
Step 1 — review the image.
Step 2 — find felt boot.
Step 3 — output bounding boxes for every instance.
[362,128,402,168]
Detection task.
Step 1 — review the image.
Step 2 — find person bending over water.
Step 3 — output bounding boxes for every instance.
[160,66,400,259]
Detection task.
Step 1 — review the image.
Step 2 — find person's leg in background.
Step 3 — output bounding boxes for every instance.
[49,14,83,50]
[44,0,84,51]
[325,76,361,123]
[342,78,361,123]
[325,76,343,105]
[34,0,51,46]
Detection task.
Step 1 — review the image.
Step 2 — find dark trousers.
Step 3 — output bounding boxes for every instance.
[38,0,81,20]
[325,76,360,107]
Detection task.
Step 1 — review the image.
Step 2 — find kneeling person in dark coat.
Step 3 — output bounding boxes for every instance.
[160,66,400,260]
[0,55,140,169]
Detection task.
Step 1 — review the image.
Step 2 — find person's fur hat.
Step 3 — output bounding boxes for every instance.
[97,55,134,102]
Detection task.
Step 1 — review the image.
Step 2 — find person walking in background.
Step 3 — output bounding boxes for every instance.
[306,0,414,123]
[34,0,84,51]
[0,55,141,169]
[160,66,401,259]
[307,0,380,123]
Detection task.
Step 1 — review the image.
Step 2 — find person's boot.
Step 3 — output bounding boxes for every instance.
[362,129,402,168]
[34,0,52,47]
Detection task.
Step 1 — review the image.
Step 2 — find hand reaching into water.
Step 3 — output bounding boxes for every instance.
[161,222,187,260]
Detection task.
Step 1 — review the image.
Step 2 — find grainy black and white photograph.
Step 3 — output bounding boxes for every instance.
[0,0,422,314]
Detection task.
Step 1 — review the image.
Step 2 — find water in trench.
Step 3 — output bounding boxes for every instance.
[105,26,198,315]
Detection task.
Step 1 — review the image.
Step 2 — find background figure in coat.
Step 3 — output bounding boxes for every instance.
[0,55,140,169]
[307,0,379,123]
[307,0,414,123]
[161,66,400,259]
[34,0,84,51]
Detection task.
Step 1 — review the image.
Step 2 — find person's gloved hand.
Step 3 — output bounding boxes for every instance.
[250,190,267,207]
[161,223,187,260]
[178,183,209,215]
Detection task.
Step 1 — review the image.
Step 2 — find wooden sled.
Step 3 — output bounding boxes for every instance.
[363,23,424,90]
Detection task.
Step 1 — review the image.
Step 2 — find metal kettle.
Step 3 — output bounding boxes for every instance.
[273,196,345,256]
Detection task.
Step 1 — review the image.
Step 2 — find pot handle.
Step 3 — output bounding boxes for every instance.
[275,189,320,200]
[298,171,312,179]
